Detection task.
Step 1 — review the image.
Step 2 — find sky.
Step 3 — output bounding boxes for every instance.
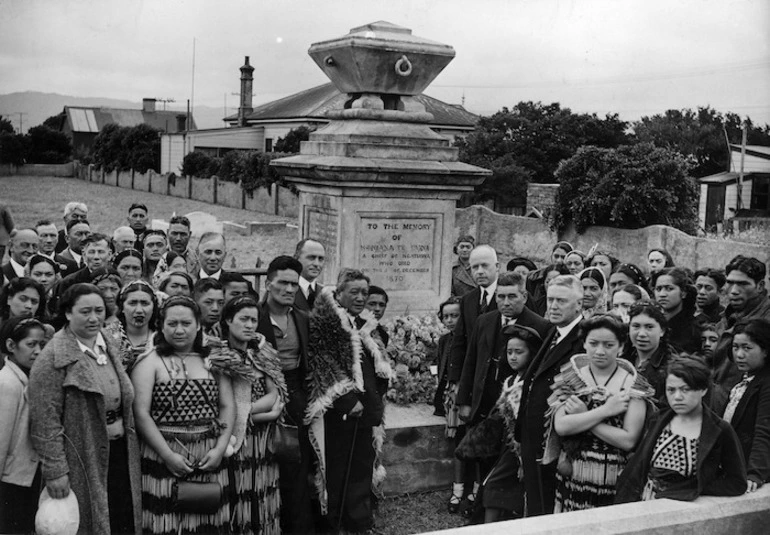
[1,0,769,125]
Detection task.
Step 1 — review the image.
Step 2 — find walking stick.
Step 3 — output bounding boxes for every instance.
[337,416,360,532]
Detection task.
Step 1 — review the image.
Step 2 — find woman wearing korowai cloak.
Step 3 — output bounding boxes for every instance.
[305,270,393,534]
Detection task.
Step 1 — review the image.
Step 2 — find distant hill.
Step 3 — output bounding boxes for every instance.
[0,91,227,133]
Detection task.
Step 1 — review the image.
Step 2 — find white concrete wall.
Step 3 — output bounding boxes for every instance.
[430,485,770,535]
[724,179,754,215]
[730,150,770,173]
[161,127,268,174]
[160,134,186,174]
[698,183,708,227]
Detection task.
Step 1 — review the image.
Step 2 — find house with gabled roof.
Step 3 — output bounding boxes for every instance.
[160,56,478,174]
[698,144,770,231]
[60,98,196,155]
[221,81,478,151]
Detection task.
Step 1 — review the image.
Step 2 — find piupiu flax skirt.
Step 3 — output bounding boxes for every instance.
[230,424,281,535]
[141,425,231,535]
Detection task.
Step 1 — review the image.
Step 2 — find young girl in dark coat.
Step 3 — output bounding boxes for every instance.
[616,356,747,502]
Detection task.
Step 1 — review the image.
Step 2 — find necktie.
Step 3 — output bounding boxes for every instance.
[307,284,317,308]
[549,330,561,350]
[480,289,488,313]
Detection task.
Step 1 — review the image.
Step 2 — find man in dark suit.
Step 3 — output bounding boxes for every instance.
[365,285,390,347]
[256,255,315,534]
[127,202,149,252]
[54,202,88,254]
[1,228,39,282]
[54,233,112,292]
[56,219,92,279]
[447,244,500,385]
[293,238,326,312]
[515,274,584,516]
[457,271,551,426]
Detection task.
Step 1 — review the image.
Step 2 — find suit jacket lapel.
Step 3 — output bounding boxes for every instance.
[536,327,578,379]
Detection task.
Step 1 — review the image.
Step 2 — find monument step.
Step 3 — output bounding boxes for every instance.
[381,403,455,496]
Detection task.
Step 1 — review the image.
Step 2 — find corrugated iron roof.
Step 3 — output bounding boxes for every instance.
[65,106,195,133]
[225,83,478,128]
[69,108,99,132]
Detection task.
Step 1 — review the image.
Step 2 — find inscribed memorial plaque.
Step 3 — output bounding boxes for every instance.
[305,207,338,283]
[359,215,435,291]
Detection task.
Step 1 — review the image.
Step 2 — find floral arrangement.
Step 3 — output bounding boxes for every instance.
[382,313,447,405]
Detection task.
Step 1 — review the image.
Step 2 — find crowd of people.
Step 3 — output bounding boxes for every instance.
[0,201,768,534]
[438,235,769,524]
[0,202,393,534]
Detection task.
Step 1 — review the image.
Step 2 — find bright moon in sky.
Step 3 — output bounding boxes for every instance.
[276,37,283,44]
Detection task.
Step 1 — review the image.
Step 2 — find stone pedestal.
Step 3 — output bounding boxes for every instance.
[273,119,488,315]
[271,22,490,315]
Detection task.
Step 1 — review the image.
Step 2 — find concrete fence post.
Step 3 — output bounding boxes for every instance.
[272,183,279,215]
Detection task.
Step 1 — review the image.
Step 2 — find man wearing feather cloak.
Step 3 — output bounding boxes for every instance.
[305,268,393,533]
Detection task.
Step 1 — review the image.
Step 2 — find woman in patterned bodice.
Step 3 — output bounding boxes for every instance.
[551,314,651,512]
[131,296,234,534]
[616,357,747,502]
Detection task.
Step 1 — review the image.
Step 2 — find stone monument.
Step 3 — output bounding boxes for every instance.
[271,21,490,315]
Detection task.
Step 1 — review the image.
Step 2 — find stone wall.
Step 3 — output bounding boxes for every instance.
[526,182,558,217]
[71,162,299,218]
[456,204,770,269]
[0,162,74,177]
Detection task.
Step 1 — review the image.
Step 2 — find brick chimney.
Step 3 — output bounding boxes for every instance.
[238,56,254,127]
[176,114,187,132]
[143,98,157,112]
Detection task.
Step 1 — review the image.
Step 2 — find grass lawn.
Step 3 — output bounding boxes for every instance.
[1,175,296,270]
[373,491,468,534]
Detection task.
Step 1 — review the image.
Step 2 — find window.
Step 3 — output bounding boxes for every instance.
[265,138,273,152]
[750,175,770,211]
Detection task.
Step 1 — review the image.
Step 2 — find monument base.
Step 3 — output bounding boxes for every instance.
[273,117,489,317]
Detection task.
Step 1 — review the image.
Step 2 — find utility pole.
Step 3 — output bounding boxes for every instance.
[737,123,747,211]
[1,112,28,133]
[156,98,176,111]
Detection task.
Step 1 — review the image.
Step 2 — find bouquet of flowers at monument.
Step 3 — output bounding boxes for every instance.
[382,313,447,405]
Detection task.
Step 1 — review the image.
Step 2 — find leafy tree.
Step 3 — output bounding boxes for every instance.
[92,123,160,172]
[0,116,14,134]
[42,113,66,130]
[274,125,314,153]
[457,102,628,208]
[0,132,29,165]
[123,123,161,173]
[632,106,770,178]
[181,150,220,178]
[553,143,698,235]
[92,123,128,171]
[26,125,71,164]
